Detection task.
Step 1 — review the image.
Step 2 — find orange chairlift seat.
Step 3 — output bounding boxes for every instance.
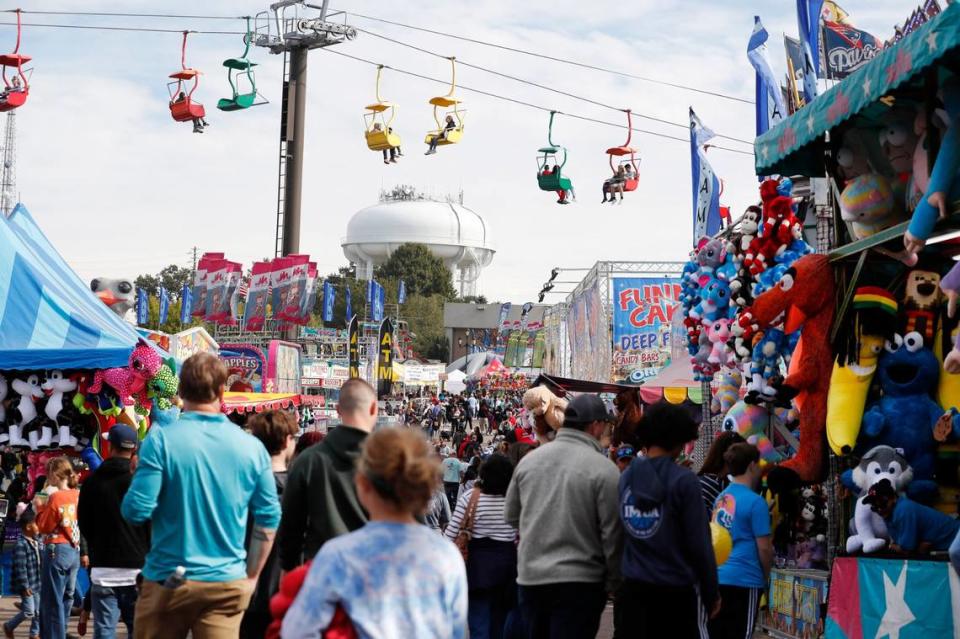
[604,109,641,193]
[424,57,465,149]
[0,9,31,113]
[167,31,206,124]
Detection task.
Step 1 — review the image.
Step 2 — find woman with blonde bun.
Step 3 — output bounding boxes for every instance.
[281,428,467,639]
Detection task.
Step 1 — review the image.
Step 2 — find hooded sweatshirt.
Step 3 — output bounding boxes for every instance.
[618,455,719,609]
[277,425,369,571]
[78,456,150,569]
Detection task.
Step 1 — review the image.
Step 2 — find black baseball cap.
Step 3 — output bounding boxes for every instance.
[564,395,613,426]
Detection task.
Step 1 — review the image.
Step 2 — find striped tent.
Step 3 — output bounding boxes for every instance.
[0,204,142,370]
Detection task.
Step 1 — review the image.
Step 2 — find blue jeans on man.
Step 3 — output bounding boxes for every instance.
[950,526,960,576]
[91,583,137,638]
[40,543,80,639]
[4,589,40,637]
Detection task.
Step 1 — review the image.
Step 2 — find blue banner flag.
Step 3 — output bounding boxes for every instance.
[136,288,148,326]
[748,16,786,137]
[180,284,192,323]
[689,108,722,245]
[371,282,385,322]
[158,287,170,326]
[797,0,824,103]
[366,279,374,309]
[322,280,335,322]
[345,286,353,323]
[398,279,407,305]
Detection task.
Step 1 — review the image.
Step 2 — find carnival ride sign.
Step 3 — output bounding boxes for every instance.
[612,278,680,384]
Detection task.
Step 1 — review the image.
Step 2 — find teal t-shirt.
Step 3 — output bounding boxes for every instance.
[885,496,960,552]
[713,482,770,588]
[441,458,465,483]
[121,411,281,582]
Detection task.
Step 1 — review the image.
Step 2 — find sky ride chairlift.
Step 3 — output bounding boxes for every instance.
[364,65,401,152]
[167,31,206,125]
[218,18,266,112]
[0,9,31,113]
[424,57,465,150]
[537,111,574,198]
[605,109,641,193]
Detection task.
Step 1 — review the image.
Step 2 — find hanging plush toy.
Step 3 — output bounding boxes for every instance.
[941,261,960,374]
[41,371,79,449]
[904,79,960,259]
[720,400,782,464]
[846,445,912,554]
[826,287,899,455]
[88,340,162,414]
[9,374,43,449]
[746,254,835,489]
[746,327,790,403]
[901,269,942,343]
[712,370,742,416]
[522,385,567,441]
[705,318,735,366]
[856,331,960,503]
[147,359,179,411]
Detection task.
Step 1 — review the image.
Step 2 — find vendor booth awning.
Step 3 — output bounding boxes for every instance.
[222,392,304,414]
[755,3,960,176]
[638,359,706,405]
[0,204,143,369]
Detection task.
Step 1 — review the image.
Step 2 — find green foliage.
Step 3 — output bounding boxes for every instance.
[375,243,457,300]
[456,295,488,304]
[134,264,193,300]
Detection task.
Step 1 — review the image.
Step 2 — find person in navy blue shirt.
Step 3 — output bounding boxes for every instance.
[866,478,960,555]
[708,443,772,639]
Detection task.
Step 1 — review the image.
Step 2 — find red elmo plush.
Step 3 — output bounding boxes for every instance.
[743,181,802,276]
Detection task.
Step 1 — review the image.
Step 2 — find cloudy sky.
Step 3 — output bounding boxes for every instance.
[11,0,908,303]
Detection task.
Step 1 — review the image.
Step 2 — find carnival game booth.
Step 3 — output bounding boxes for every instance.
[0,204,180,594]
[716,7,960,636]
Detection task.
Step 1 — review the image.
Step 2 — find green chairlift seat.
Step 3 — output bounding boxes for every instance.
[217,19,264,112]
[536,112,574,197]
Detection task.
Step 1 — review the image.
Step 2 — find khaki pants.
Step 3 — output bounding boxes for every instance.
[134,578,254,639]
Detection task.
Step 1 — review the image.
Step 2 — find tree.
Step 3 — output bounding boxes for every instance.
[375,243,457,300]
[456,295,488,304]
[135,264,193,300]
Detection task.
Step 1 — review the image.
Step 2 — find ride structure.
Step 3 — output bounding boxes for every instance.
[424,57,465,150]
[167,31,206,125]
[0,9,30,113]
[217,18,266,112]
[364,65,402,155]
[537,111,574,201]
[604,109,640,193]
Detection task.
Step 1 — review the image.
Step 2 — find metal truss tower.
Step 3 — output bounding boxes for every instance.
[0,111,17,217]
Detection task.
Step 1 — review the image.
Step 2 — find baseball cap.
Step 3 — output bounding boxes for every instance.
[616,445,636,461]
[108,424,139,451]
[564,394,613,426]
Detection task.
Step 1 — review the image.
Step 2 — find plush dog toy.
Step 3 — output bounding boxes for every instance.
[846,445,912,554]
[522,385,567,439]
[746,254,835,489]
[901,269,941,343]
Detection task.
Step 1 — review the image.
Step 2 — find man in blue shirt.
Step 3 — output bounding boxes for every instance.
[867,478,960,557]
[122,353,281,639]
[709,443,772,639]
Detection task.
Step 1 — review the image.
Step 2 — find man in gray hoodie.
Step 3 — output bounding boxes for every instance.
[618,401,719,639]
[505,394,622,639]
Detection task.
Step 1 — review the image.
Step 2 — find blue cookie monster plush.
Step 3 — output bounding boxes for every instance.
[847,332,960,502]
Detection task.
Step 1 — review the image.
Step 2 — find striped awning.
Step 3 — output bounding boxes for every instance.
[0,204,142,370]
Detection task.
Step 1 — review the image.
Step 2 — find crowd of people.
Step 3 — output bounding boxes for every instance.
[8,352,960,639]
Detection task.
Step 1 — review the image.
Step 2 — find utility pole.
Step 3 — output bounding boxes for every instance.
[255,1,357,258]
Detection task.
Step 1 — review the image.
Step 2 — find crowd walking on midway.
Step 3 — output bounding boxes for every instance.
[10,352,960,638]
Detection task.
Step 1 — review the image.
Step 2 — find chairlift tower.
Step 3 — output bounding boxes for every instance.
[0,111,16,216]
[254,1,357,258]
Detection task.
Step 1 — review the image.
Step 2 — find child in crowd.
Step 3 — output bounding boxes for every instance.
[5,510,41,639]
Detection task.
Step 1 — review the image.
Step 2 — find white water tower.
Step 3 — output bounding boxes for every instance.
[341,186,495,297]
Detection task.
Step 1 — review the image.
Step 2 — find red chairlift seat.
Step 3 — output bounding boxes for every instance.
[0,11,31,113]
[603,110,641,194]
[167,32,206,124]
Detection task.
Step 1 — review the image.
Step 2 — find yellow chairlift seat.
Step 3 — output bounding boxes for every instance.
[364,67,403,153]
[423,124,464,146]
[423,57,466,149]
[429,96,460,108]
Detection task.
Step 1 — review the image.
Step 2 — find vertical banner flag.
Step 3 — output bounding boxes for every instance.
[204,258,229,322]
[398,280,407,305]
[345,286,353,323]
[377,318,394,397]
[136,288,148,326]
[497,302,512,349]
[299,262,318,324]
[690,109,722,244]
[821,19,882,79]
[784,35,808,112]
[270,256,293,322]
[796,0,824,103]
[224,261,242,325]
[376,283,386,322]
[192,252,223,318]
[243,261,271,331]
[748,16,786,136]
[322,280,335,322]
[158,287,170,326]
[180,284,192,323]
[366,279,374,319]
[348,315,360,379]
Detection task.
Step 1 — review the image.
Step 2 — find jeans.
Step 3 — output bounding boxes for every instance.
[4,590,40,636]
[950,526,960,576]
[92,583,138,638]
[468,590,511,639]
[444,482,460,510]
[518,582,607,639]
[40,543,80,639]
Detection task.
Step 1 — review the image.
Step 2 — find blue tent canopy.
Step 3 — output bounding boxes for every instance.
[0,204,142,370]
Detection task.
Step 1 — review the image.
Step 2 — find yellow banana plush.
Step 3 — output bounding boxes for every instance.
[937,324,960,410]
[826,334,883,455]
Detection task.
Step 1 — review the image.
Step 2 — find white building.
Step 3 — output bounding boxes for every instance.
[341,186,495,297]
